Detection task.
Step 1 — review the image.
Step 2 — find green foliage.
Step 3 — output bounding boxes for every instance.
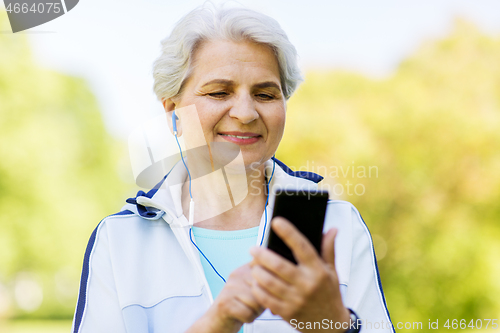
[0,13,130,319]
[279,19,500,323]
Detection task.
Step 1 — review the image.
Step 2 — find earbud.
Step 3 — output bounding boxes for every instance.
[172,111,178,136]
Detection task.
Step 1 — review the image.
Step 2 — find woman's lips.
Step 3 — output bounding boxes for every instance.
[219,132,261,145]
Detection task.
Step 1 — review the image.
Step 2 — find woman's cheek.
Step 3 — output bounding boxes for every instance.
[198,110,222,141]
[273,111,286,141]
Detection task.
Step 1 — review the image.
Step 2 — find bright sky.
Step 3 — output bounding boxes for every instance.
[2,0,500,139]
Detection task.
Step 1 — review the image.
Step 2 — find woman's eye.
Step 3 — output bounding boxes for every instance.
[208,92,228,98]
[256,93,274,100]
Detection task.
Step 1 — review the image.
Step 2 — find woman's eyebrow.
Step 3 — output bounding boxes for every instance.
[201,79,234,87]
[201,79,281,90]
[253,81,281,90]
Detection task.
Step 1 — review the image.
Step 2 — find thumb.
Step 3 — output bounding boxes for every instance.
[321,228,338,266]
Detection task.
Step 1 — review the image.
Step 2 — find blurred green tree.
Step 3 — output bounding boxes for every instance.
[0,13,130,319]
[279,18,500,324]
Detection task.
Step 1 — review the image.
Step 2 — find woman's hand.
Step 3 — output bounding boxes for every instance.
[186,263,265,333]
[249,217,351,332]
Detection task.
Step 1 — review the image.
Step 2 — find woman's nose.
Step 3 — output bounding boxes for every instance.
[228,93,259,124]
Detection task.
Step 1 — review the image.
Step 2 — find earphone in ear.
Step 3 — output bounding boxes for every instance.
[172,111,178,136]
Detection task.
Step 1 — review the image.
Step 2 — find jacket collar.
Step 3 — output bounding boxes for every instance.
[125,157,323,229]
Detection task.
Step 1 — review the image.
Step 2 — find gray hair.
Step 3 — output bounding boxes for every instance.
[152,3,303,102]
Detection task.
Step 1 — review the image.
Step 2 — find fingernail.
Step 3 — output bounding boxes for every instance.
[273,217,284,226]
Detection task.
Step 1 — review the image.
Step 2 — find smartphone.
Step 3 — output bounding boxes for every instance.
[267,189,329,264]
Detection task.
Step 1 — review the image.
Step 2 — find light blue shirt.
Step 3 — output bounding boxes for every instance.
[191,226,260,333]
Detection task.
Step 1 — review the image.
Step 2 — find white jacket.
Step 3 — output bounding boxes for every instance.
[72,158,395,333]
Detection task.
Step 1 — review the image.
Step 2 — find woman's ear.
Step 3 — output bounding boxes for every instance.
[162,98,182,137]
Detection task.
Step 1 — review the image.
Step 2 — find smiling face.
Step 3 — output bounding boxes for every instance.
[163,39,286,170]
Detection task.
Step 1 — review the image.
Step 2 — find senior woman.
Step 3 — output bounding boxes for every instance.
[72,4,394,333]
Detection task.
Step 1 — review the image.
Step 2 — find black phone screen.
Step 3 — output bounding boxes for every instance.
[267,189,329,264]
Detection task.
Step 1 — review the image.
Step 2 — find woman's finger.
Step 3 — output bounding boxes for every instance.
[251,280,288,317]
[220,264,265,322]
[235,291,265,319]
[234,283,264,315]
[249,246,297,283]
[251,264,293,301]
[223,296,261,323]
